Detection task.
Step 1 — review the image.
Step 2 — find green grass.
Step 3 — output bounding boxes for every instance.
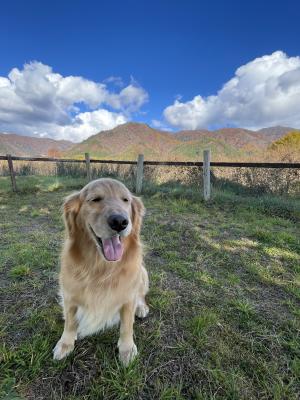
[0,176,299,399]
[9,265,31,278]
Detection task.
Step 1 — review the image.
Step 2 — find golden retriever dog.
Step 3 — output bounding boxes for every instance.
[53,178,149,365]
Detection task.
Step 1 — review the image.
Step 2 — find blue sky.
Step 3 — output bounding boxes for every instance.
[0,0,300,141]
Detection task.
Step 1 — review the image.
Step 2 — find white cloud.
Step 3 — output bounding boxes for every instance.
[107,83,149,112]
[0,61,148,141]
[54,110,127,142]
[164,51,300,130]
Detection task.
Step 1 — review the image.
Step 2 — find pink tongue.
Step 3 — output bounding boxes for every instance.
[102,236,123,261]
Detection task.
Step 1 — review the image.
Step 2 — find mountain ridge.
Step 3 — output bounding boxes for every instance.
[0,132,74,157]
[66,122,298,161]
[0,123,298,160]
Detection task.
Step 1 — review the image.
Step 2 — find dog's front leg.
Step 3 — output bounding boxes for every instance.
[118,300,137,366]
[53,300,78,360]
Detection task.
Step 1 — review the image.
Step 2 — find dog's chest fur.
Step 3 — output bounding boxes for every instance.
[61,261,140,338]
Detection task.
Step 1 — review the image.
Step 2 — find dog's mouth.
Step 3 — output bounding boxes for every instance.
[90,226,124,262]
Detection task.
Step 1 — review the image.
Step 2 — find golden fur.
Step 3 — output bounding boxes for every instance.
[53,178,149,365]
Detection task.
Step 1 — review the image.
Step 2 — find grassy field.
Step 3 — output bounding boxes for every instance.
[0,176,299,399]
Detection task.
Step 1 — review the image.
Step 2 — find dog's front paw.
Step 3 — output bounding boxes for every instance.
[118,343,138,366]
[53,339,74,360]
[135,303,149,319]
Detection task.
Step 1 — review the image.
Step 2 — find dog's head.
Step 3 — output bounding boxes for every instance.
[63,178,145,262]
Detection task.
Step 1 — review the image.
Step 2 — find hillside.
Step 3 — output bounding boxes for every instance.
[1,123,298,160]
[66,122,297,161]
[175,127,297,147]
[257,126,298,142]
[67,123,180,160]
[175,128,270,150]
[0,133,73,157]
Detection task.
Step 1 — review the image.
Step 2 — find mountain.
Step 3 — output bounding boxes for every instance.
[1,123,297,161]
[175,128,270,148]
[67,123,296,161]
[67,123,179,160]
[0,133,73,157]
[257,126,297,142]
[174,129,211,142]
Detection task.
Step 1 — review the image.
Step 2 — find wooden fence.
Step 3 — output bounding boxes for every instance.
[1,152,300,200]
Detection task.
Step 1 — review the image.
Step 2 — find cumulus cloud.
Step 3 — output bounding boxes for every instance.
[107,83,149,112]
[54,110,127,142]
[164,51,300,130]
[0,62,148,141]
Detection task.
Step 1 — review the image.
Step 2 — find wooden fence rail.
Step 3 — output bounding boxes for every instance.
[1,152,300,198]
[1,155,299,168]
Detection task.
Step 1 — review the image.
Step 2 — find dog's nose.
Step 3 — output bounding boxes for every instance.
[107,214,128,232]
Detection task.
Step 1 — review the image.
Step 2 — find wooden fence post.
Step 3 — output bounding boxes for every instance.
[136,154,144,194]
[203,149,211,201]
[7,154,17,192]
[85,153,91,181]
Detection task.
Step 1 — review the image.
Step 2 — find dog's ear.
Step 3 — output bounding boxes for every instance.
[131,195,145,236]
[63,192,81,237]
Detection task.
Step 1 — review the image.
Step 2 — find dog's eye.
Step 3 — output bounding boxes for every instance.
[123,198,129,202]
[92,197,103,202]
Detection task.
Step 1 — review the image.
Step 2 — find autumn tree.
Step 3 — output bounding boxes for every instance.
[269,131,300,162]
